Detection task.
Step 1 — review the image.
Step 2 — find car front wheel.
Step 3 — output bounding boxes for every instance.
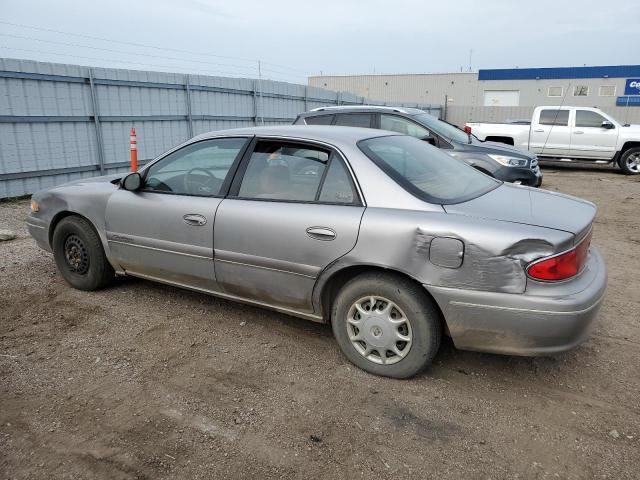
[331,272,442,378]
[52,216,114,291]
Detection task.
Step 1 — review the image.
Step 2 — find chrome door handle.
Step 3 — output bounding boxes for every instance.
[183,214,207,226]
[306,227,336,241]
[574,131,584,134]
[534,129,544,133]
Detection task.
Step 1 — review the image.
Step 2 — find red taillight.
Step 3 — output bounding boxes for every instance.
[527,232,591,281]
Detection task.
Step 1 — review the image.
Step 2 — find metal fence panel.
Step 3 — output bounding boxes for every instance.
[0,58,439,198]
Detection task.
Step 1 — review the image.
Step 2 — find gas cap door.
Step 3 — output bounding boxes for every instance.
[429,237,465,269]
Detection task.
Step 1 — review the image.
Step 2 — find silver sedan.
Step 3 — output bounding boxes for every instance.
[27,126,607,378]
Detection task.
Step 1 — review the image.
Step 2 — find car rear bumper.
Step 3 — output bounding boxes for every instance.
[426,246,607,356]
[26,216,51,252]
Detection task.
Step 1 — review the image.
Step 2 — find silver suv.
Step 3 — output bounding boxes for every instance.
[295,106,542,187]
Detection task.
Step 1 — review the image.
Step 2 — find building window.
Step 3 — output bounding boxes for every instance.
[573,85,589,96]
[599,85,616,97]
[547,86,563,97]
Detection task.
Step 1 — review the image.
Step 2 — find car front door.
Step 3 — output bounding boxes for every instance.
[529,108,572,157]
[378,114,436,145]
[570,109,618,160]
[105,136,251,292]
[213,139,365,314]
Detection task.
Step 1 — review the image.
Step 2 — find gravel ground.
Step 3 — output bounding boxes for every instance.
[1,165,639,479]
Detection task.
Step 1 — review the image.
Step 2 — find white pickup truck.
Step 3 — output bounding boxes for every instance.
[467,106,640,175]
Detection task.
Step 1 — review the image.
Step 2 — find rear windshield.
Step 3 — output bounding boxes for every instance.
[358,135,499,204]
[413,113,470,143]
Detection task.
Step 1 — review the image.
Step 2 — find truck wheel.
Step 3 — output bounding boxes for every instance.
[331,272,442,378]
[52,216,114,291]
[619,148,640,175]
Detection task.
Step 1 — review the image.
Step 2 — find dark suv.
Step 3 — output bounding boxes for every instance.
[294,106,542,187]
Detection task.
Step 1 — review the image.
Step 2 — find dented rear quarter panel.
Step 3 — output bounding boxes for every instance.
[326,207,575,297]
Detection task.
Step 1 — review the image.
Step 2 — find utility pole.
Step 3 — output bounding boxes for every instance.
[258,60,264,125]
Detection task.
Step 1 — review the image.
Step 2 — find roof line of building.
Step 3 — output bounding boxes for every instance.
[310,65,640,81]
[479,65,640,81]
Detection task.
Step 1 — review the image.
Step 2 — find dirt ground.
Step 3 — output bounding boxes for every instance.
[1,164,639,480]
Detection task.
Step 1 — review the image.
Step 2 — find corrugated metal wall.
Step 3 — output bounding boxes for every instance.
[0,58,438,198]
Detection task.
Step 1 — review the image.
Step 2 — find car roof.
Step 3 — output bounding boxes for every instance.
[193,125,401,144]
[301,105,426,116]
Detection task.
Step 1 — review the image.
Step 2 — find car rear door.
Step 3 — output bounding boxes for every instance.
[213,138,365,314]
[105,136,251,292]
[529,108,572,157]
[333,113,375,128]
[570,109,618,159]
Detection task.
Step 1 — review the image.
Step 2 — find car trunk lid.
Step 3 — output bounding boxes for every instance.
[443,183,595,241]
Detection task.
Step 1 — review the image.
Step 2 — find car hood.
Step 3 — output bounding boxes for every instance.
[465,138,534,159]
[54,173,123,188]
[620,123,640,137]
[443,183,595,238]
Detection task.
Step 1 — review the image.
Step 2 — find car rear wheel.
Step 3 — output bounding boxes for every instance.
[331,272,441,378]
[619,147,640,175]
[52,216,114,291]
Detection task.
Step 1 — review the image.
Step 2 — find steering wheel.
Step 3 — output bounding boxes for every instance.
[184,168,219,195]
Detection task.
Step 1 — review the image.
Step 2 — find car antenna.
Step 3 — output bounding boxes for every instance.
[538,82,571,157]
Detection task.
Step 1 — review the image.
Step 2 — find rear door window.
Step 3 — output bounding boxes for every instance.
[304,115,334,125]
[538,109,570,126]
[237,141,328,202]
[334,113,374,128]
[318,158,358,204]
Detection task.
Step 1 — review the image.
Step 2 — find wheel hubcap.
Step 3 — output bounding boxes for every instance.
[64,234,89,274]
[346,296,413,365]
[626,153,640,173]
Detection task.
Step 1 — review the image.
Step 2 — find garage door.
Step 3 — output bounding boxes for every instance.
[483,90,520,106]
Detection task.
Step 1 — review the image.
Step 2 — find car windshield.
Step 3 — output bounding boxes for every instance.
[358,135,499,204]
[413,113,471,143]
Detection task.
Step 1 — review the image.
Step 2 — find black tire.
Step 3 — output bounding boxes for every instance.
[52,216,114,291]
[331,272,442,378]
[618,147,640,175]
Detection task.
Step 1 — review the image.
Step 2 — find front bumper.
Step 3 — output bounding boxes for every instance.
[426,246,607,356]
[26,215,51,252]
[496,165,542,187]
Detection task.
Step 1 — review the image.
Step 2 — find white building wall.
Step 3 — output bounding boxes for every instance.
[309,73,640,126]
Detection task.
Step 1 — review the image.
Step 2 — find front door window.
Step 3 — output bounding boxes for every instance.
[143,138,248,196]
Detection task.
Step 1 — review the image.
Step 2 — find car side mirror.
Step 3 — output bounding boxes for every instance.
[601,120,615,129]
[121,172,142,191]
[421,134,436,146]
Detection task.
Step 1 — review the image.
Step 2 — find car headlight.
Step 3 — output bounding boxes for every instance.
[487,154,528,167]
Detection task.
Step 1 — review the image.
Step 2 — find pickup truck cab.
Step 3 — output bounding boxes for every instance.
[467,106,640,175]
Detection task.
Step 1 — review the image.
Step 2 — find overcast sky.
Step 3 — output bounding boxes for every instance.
[0,0,638,83]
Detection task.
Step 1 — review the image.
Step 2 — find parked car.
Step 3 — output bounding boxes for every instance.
[294,106,542,187]
[467,106,640,175]
[27,126,606,378]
